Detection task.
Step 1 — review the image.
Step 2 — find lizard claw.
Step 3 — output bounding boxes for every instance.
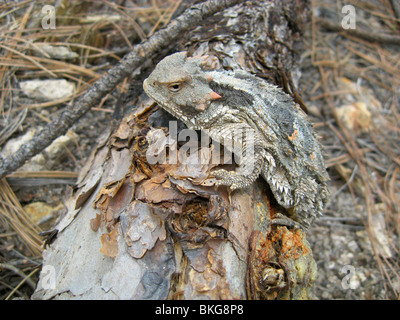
[270,213,304,229]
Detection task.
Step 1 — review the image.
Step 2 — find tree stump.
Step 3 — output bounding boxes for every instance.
[32,0,318,300]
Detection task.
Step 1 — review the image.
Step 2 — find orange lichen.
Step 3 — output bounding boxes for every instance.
[252,226,310,272]
[280,228,309,259]
[288,129,299,141]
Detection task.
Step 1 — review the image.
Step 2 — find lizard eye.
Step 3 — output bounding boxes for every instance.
[168,82,183,92]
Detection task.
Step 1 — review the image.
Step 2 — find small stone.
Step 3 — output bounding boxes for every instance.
[35,44,79,60]
[20,79,75,101]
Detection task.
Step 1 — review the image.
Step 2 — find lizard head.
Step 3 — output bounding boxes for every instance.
[143,52,221,123]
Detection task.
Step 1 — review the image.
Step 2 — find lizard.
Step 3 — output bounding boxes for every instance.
[143,52,329,228]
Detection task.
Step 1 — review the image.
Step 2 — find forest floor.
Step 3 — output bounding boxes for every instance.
[300,0,399,300]
[0,0,399,300]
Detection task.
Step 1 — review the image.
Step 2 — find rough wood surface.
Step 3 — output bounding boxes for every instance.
[32,0,317,300]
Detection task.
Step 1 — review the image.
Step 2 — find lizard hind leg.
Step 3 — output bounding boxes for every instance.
[291,177,322,227]
[261,163,314,229]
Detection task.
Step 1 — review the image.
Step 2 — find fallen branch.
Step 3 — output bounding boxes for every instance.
[319,18,400,45]
[0,0,242,178]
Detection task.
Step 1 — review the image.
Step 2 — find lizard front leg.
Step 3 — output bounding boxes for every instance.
[205,123,267,190]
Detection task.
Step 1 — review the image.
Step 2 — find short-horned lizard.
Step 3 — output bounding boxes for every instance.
[143,52,329,228]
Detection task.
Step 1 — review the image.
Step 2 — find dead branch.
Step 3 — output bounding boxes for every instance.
[319,18,400,45]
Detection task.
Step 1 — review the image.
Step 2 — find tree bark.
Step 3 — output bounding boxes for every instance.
[32,0,316,300]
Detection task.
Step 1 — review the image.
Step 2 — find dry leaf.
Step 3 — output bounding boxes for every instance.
[336,102,371,134]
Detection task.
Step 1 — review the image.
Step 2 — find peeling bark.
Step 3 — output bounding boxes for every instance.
[32,0,317,300]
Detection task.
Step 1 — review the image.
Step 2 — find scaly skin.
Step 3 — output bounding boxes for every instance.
[143,52,329,228]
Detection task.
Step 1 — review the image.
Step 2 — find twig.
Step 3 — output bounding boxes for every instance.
[0,263,37,290]
[0,178,43,255]
[4,266,39,300]
[0,43,57,78]
[0,0,242,178]
[319,18,400,45]
[6,170,78,187]
[0,108,27,147]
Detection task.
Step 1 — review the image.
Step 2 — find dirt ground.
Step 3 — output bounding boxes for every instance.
[301,0,399,299]
[0,0,399,300]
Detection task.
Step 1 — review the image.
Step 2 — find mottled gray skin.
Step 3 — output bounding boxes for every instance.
[143,52,329,228]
